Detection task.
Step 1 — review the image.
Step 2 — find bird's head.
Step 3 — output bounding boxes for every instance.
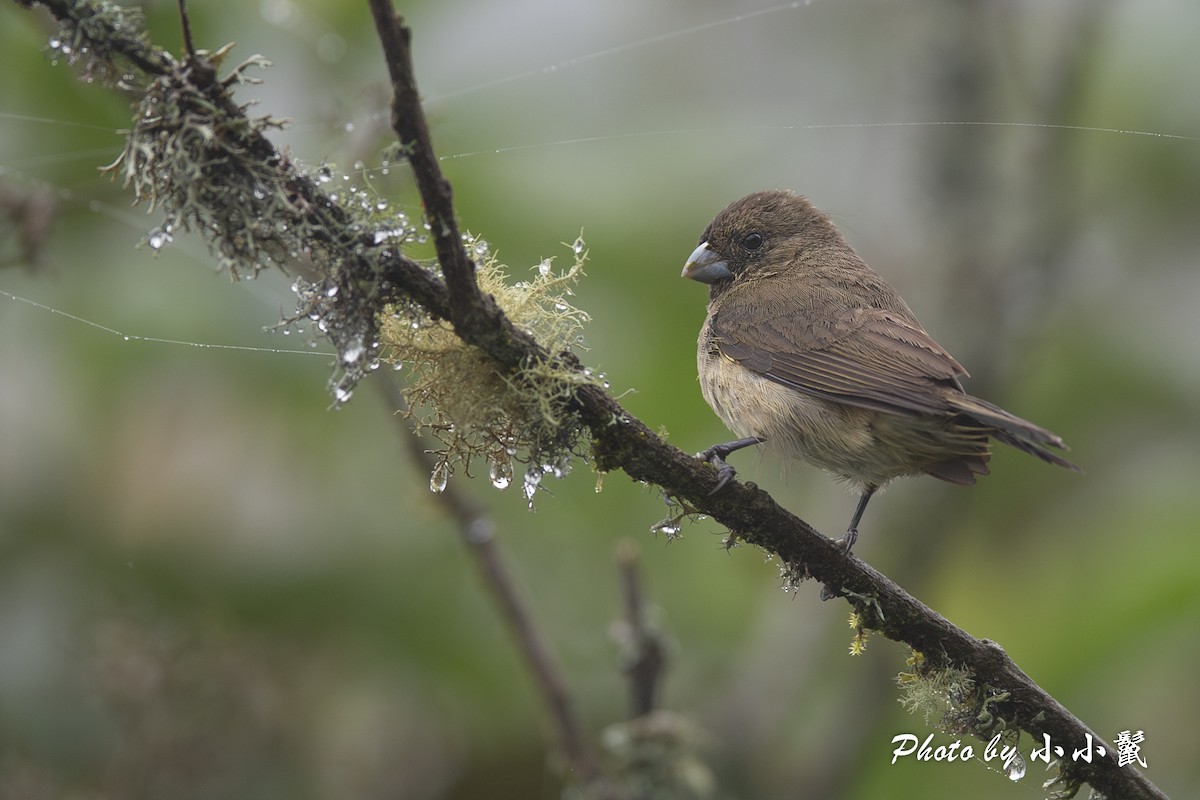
[682,190,839,292]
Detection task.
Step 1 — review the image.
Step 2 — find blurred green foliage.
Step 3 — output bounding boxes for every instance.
[1,1,1198,798]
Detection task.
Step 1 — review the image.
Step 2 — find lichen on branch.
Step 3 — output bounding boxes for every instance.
[104,45,297,276]
[380,235,599,499]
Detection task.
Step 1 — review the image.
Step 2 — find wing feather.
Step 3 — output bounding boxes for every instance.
[712,303,967,416]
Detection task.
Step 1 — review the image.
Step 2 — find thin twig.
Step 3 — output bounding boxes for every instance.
[366,3,479,322]
[176,0,196,60]
[366,0,539,366]
[374,376,624,800]
[616,540,666,718]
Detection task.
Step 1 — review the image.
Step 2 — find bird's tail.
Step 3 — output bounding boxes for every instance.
[950,395,1081,472]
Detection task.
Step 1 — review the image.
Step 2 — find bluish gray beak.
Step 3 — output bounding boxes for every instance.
[681,242,732,284]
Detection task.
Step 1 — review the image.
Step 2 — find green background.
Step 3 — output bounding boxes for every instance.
[1,1,1197,798]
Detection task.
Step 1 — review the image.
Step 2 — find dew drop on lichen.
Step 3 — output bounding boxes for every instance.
[650,519,682,539]
[429,463,449,493]
[147,227,173,250]
[522,466,542,505]
[489,458,513,490]
[1005,752,1026,781]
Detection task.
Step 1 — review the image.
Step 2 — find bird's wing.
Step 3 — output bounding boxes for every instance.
[711,298,968,417]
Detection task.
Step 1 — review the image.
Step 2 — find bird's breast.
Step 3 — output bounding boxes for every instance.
[697,330,882,487]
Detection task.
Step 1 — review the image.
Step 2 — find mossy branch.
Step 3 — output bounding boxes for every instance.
[11,1,1168,798]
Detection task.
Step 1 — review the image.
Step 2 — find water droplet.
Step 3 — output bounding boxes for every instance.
[375,199,389,211]
[522,467,543,504]
[147,227,173,250]
[342,342,364,364]
[472,240,489,257]
[1005,751,1026,781]
[375,227,406,244]
[429,464,449,493]
[333,385,353,403]
[572,237,585,255]
[343,122,355,132]
[543,460,570,479]
[489,459,513,490]
[651,519,682,539]
[538,259,552,277]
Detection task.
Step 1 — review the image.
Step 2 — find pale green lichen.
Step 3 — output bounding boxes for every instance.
[89,22,416,402]
[380,236,596,500]
[104,47,300,278]
[896,651,1034,782]
[896,650,977,727]
[602,711,717,800]
[45,0,159,86]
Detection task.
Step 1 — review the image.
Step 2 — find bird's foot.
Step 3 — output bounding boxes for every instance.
[696,437,764,495]
[833,527,858,555]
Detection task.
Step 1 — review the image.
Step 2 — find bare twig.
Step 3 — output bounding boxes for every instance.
[10,2,1168,797]
[366,0,540,367]
[374,377,624,800]
[176,0,196,60]
[615,540,666,719]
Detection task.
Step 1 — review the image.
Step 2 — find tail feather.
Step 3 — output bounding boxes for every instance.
[950,394,1081,473]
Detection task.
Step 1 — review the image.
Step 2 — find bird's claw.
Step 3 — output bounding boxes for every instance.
[699,450,737,495]
[696,437,764,496]
[834,527,858,555]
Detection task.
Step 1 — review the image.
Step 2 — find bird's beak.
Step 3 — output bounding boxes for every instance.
[681,242,732,284]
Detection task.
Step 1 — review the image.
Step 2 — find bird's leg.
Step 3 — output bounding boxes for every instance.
[697,436,764,494]
[835,485,877,554]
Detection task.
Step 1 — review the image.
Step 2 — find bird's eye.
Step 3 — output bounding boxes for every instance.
[741,232,763,251]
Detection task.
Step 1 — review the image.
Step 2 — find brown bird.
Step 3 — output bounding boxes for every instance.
[682,190,1078,553]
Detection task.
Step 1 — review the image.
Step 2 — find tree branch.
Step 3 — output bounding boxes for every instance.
[375,377,624,800]
[10,1,1168,797]
[367,0,531,365]
[615,540,667,719]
